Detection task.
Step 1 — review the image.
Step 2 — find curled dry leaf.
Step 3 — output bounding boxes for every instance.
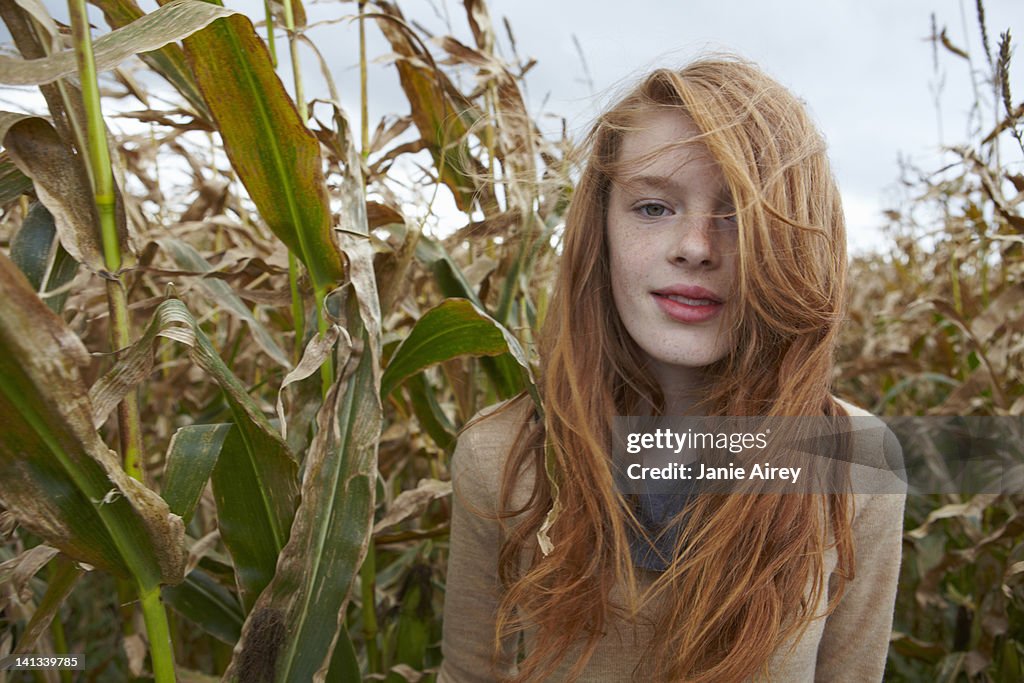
[157,237,290,368]
[0,0,237,86]
[387,663,424,682]
[275,324,351,441]
[184,529,221,578]
[0,112,131,274]
[373,478,451,534]
[8,0,60,52]
[906,494,1002,540]
[0,544,59,607]
[11,555,84,655]
[0,510,17,538]
[124,632,148,678]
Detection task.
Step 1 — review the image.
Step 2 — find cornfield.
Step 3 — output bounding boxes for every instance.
[0,0,1019,681]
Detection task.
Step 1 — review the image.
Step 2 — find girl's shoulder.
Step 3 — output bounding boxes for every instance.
[831,395,907,525]
[833,396,899,465]
[458,394,536,460]
[450,395,537,509]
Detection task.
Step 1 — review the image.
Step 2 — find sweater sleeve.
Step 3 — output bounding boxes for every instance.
[438,416,519,683]
[814,490,905,682]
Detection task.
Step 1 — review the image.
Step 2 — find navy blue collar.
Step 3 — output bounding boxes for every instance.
[627,483,697,571]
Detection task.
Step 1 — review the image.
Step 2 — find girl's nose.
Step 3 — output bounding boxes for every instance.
[667,213,718,268]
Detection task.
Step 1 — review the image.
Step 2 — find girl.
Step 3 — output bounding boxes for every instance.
[439,57,905,682]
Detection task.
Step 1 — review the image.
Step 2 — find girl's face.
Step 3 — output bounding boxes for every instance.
[606,111,739,387]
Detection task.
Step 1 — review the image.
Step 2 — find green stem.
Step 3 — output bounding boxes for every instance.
[68,0,118,274]
[360,544,380,674]
[282,0,305,121]
[355,17,376,667]
[282,0,333,394]
[288,252,305,363]
[138,586,176,683]
[264,0,277,67]
[49,605,71,683]
[315,284,333,396]
[359,0,369,158]
[356,15,376,661]
[68,0,143,480]
[108,279,143,480]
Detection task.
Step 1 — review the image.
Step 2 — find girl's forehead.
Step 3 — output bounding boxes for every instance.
[615,111,717,168]
[611,111,724,190]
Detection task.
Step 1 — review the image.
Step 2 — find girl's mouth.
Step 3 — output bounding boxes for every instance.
[652,291,724,323]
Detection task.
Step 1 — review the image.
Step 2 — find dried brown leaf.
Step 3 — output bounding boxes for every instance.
[0,544,58,608]
[275,325,350,442]
[0,0,237,86]
[373,479,451,534]
[124,632,147,677]
[0,112,132,273]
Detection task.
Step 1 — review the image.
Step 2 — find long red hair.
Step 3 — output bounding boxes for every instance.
[494,57,855,681]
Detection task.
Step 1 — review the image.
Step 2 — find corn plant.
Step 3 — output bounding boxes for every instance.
[0,0,559,679]
[6,0,1017,681]
[836,4,1023,679]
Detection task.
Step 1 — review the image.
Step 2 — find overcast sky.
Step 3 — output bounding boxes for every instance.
[355,0,1023,252]
[493,0,1024,253]
[4,0,1023,253]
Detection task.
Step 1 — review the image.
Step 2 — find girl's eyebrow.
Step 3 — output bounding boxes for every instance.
[618,174,735,206]
[617,174,683,193]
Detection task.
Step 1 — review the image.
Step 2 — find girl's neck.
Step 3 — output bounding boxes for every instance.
[648,360,712,416]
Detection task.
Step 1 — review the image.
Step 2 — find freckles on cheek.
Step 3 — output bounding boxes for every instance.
[610,243,647,284]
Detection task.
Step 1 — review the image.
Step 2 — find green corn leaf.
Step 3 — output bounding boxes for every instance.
[162,423,230,525]
[326,629,361,682]
[172,5,344,293]
[162,567,244,645]
[0,250,186,587]
[13,556,83,655]
[384,564,433,683]
[87,0,212,120]
[225,327,373,682]
[226,121,382,681]
[380,297,531,400]
[85,297,299,612]
[414,235,483,307]
[411,239,527,398]
[480,353,529,400]
[211,424,296,614]
[9,202,79,313]
[9,201,55,289]
[406,372,456,452]
[0,152,33,203]
[0,0,237,86]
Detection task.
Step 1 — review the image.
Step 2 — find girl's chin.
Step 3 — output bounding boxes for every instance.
[642,350,726,373]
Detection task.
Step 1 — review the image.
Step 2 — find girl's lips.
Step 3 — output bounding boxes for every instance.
[653,284,722,302]
[652,291,724,323]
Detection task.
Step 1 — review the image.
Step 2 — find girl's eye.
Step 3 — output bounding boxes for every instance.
[716,207,738,226]
[636,203,669,218]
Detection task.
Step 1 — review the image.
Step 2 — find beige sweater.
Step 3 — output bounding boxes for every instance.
[439,399,905,682]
